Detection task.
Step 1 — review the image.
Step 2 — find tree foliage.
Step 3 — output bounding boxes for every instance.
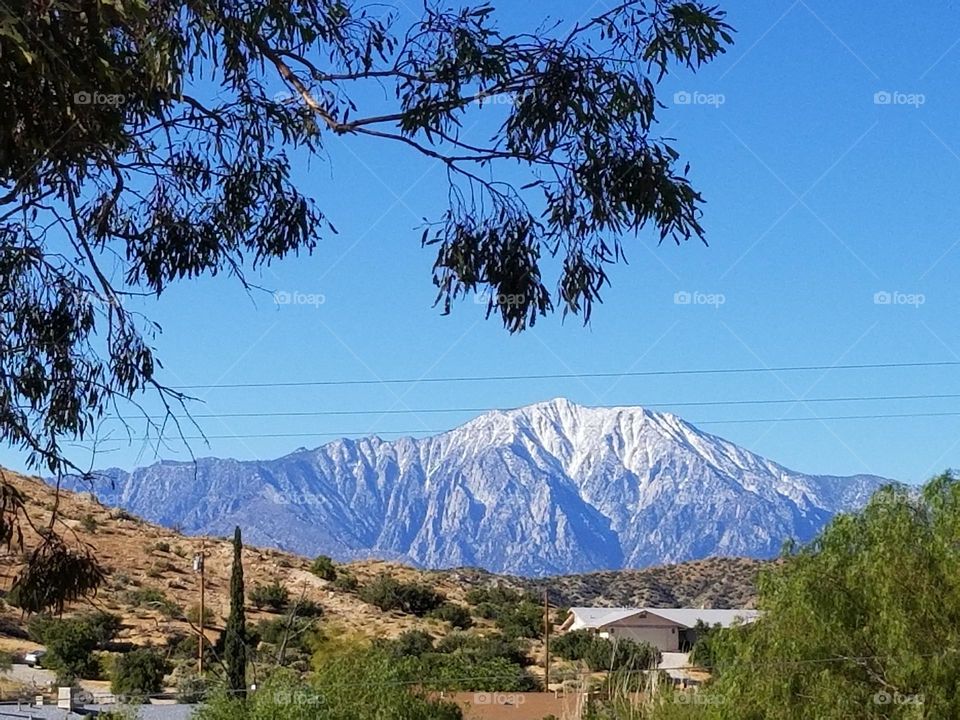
[359,574,446,616]
[224,526,247,698]
[248,580,290,612]
[669,474,960,719]
[111,648,169,701]
[0,0,732,609]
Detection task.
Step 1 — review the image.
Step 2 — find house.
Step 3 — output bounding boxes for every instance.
[559,607,760,652]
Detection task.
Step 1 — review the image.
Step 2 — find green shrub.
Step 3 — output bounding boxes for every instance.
[434,632,529,666]
[196,663,460,720]
[249,581,290,611]
[552,628,594,661]
[124,588,182,619]
[414,653,540,692]
[152,541,171,554]
[80,514,98,533]
[582,636,659,672]
[27,612,122,683]
[294,598,324,618]
[251,617,318,651]
[427,603,473,629]
[82,611,122,646]
[185,604,216,626]
[28,616,99,683]
[332,572,359,593]
[360,575,445,616]
[377,630,435,658]
[309,555,337,581]
[111,648,169,700]
[175,668,210,703]
[0,650,12,671]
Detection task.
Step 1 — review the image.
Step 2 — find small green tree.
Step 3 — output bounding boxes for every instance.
[309,555,337,581]
[111,648,169,701]
[427,603,473,629]
[248,581,290,612]
[224,526,247,699]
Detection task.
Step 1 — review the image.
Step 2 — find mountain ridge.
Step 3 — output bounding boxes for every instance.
[67,398,894,575]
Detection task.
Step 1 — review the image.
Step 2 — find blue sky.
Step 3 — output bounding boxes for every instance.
[8,0,960,483]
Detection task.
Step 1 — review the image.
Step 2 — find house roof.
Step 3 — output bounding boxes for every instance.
[642,608,760,629]
[567,607,760,630]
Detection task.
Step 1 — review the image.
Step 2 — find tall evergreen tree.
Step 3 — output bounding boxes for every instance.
[224,526,247,699]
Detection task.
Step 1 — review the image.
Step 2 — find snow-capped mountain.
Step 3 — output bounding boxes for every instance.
[71,398,892,575]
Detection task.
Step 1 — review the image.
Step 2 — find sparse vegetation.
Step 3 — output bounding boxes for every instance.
[124,587,182,619]
[309,555,337,581]
[427,602,473,629]
[111,648,169,700]
[185,604,216,626]
[360,575,445,617]
[332,572,359,593]
[552,628,659,671]
[26,612,121,683]
[249,581,290,612]
[80,514,98,533]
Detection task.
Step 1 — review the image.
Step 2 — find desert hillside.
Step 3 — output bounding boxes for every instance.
[0,469,762,657]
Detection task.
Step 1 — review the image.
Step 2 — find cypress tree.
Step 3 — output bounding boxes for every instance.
[224,526,247,699]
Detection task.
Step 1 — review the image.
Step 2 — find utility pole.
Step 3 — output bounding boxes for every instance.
[544,587,550,690]
[193,542,206,674]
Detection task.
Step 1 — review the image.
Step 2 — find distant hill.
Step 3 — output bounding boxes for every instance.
[71,398,893,575]
[432,556,765,609]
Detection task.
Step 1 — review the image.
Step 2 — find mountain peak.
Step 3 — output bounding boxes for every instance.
[72,400,894,576]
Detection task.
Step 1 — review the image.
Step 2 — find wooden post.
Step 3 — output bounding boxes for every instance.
[195,542,206,674]
[544,587,550,690]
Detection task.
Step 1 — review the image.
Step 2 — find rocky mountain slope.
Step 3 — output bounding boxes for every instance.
[0,470,761,655]
[69,398,893,575]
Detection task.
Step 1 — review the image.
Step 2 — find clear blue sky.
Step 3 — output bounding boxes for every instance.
[7,0,960,483]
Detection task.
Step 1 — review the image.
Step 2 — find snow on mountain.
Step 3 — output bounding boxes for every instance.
[70,398,893,575]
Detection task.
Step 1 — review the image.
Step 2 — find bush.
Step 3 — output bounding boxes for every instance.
[28,616,99,683]
[688,620,723,668]
[0,650,12,671]
[415,653,540,692]
[152,541,171,554]
[252,617,318,651]
[27,612,121,683]
[185,604,216,626]
[378,630,435,658]
[552,629,594,661]
[249,581,290,611]
[332,572,359,593]
[124,588,182,619]
[494,600,543,640]
[553,630,658,671]
[82,611,123,647]
[111,648,169,700]
[582,636,659,672]
[294,598,324,618]
[360,575,445,617]
[309,555,337,581]
[175,668,210,704]
[434,632,529,666]
[80,514,98,533]
[195,661,461,720]
[427,603,473,629]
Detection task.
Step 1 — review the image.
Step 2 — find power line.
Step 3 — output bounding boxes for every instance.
[120,392,960,421]
[75,410,960,444]
[172,360,960,390]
